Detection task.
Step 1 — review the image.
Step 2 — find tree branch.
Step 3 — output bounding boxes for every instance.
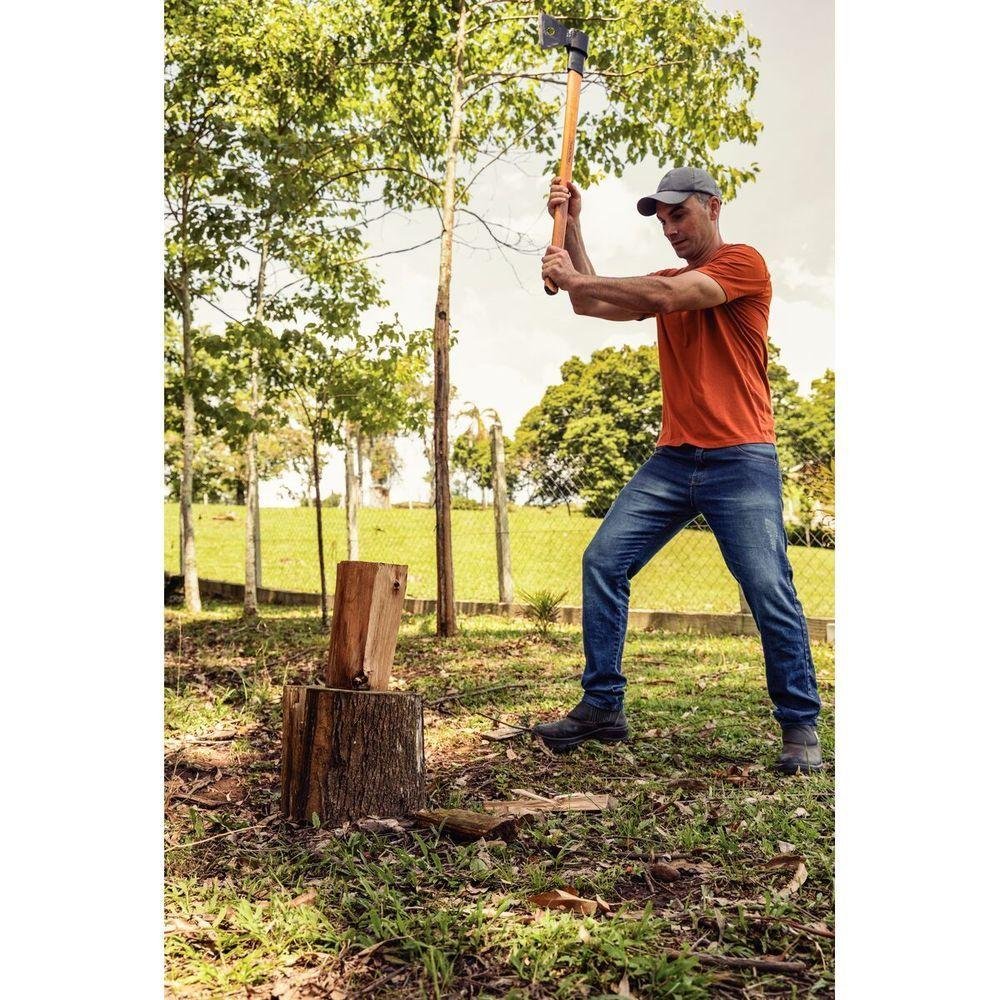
[468,12,625,36]
[456,208,544,253]
[587,61,683,80]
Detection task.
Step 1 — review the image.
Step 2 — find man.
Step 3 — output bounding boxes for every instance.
[534,166,822,774]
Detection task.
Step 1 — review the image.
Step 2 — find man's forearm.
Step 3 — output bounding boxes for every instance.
[564,219,596,276]
[565,272,669,314]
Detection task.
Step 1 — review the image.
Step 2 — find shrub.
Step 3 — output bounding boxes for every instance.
[518,588,568,634]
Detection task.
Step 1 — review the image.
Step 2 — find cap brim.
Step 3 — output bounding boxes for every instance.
[636,190,693,215]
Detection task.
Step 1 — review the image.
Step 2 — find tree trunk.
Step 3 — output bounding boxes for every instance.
[281,687,425,822]
[491,424,514,607]
[344,426,360,560]
[312,429,328,628]
[243,433,259,617]
[431,0,469,638]
[179,273,202,612]
[243,238,270,617]
[423,432,435,503]
[254,476,262,585]
[356,431,365,505]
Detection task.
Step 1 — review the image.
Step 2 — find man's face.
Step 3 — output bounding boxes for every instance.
[655,195,719,260]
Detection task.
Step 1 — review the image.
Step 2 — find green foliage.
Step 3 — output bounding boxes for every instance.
[519,588,569,634]
[513,345,662,517]
[164,316,311,500]
[451,431,522,499]
[366,0,763,213]
[300,493,341,508]
[165,0,393,508]
[449,495,483,511]
[775,364,835,542]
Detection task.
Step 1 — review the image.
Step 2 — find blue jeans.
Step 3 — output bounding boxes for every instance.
[580,443,821,728]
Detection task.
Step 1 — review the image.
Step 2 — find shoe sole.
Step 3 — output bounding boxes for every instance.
[537,725,630,753]
[774,760,824,775]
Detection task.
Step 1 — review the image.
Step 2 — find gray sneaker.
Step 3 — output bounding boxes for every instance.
[776,725,823,775]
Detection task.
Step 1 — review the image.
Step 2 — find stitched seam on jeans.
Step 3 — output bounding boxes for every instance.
[735,444,778,465]
[786,558,818,700]
[607,536,652,710]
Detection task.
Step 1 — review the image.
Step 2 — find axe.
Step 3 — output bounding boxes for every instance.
[538,11,589,296]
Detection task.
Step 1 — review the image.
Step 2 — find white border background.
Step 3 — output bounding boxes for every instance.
[3,1,999,994]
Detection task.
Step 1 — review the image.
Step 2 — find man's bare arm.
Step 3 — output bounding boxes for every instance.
[566,269,726,316]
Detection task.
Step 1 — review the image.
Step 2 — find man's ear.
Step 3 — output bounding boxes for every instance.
[708,196,721,222]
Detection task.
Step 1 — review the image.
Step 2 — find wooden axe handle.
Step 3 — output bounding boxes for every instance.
[545,67,583,296]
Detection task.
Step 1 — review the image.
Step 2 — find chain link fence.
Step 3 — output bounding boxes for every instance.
[165,437,834,620]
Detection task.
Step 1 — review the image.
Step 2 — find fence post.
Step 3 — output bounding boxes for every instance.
[344,431,360,560]
[491,424,514,609]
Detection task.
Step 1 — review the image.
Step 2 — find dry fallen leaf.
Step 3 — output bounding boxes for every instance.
[163,917,201,936]
[528,887,599,917]
[482,725,522,742]
[762,854,809,899]
[650,862,681,883]
[505,746,518,761]
[288,889,317,908]
[616,971,633,997]
[793,807,809,818]
[777,840,795,854]
[663,777,708,793]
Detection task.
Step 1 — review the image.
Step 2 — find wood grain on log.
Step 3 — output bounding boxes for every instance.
[413,808,519,842]
[482,793,613,815]
[281,687,425,822]
[325,561,408,690]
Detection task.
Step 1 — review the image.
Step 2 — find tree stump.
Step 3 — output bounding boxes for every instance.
[281,560,424,823]
[281,687,425,822]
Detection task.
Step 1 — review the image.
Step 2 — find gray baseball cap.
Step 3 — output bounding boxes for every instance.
[636,167,722,216]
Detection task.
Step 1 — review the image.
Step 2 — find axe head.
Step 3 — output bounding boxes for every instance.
[538,12,589,71]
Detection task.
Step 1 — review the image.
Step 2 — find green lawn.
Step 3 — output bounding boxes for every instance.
[164,604,834,998]
[165,503,834,619]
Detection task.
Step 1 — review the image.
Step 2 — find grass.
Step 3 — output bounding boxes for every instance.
[164,503,835,618]
[164,602,834,998]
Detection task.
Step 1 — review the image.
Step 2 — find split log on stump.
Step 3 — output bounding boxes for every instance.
[281,687,425,822]
[413,808,520,842]
[326,561,407,690]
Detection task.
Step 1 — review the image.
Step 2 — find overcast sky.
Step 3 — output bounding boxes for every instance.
[196,0,833,505]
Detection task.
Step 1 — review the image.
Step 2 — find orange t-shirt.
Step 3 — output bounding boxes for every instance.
[650,243,774,448]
